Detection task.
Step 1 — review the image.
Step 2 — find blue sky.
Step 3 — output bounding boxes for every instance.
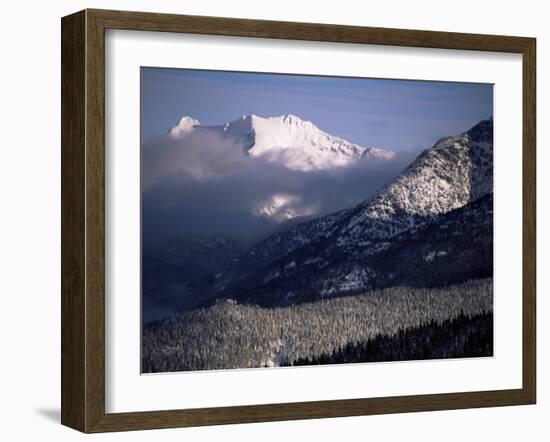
[141,67,493,153]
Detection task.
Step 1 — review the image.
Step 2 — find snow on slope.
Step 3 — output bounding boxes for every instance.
[339,118,494,243]
[212,119,493,297]
[169,113,395,171]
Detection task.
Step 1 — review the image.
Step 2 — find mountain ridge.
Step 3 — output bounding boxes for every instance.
[208,118,493,304]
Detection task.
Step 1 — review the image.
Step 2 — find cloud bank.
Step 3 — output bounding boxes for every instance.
[141,130,419,246]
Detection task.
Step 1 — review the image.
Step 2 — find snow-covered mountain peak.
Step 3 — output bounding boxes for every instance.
[241,113,381,171]
[169,116,201,138]
[168,113,395,171]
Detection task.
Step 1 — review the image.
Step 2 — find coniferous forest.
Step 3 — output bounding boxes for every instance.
[142,279,493,373]
[281,312,493,366]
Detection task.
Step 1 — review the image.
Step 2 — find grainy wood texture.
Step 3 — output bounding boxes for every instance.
[61,10,86,432]
[522,38,537,403]
[61,8,537,433]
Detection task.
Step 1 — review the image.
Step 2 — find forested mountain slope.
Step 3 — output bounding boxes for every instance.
[210,119,493,306]
[142,279,492,373]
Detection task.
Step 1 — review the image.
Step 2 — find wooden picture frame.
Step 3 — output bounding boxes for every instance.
[61,8,536,433]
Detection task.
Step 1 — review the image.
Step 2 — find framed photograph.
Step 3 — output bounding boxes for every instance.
[61,9,536,433]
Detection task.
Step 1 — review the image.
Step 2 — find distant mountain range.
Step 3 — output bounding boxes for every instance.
[169,113,395,172]
[203,118,494,307]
